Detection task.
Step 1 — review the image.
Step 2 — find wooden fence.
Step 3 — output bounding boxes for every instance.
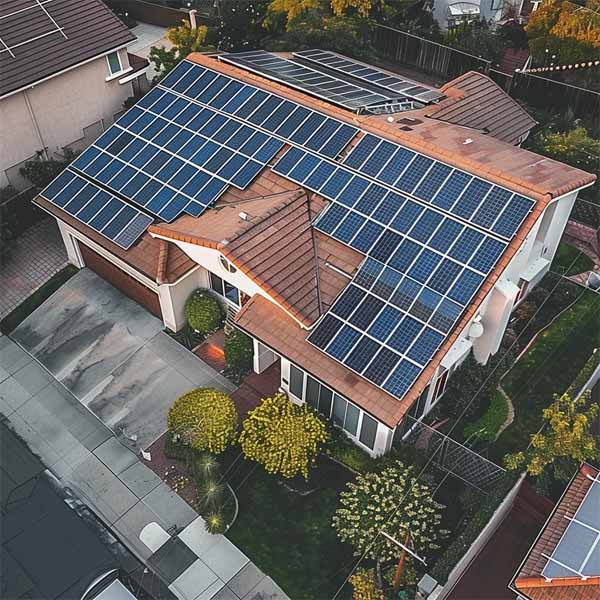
[105,0,215,28]
[372,24,600,120]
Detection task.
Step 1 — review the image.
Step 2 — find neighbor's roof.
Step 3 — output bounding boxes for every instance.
[418,70,537,145]
[0,0,135,98]
[512,463,600,600]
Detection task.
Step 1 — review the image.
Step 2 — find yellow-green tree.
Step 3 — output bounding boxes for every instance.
[239,393,328,478]
[330,0,382,17]
[268,0,381,26]
[504,390,599,481]
[149,19,209,81]
[168,388,238,454]
[349,568,384,600]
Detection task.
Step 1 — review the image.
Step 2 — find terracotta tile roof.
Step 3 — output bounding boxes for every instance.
[417,70,537,145]
[513,464,600,600]
[235,294,405,427]
[0,0,135,98]
[189,53,596,202]
[34,195,195,284]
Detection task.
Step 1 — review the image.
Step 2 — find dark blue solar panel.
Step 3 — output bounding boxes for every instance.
[334,211,366,243]
[433,171,472,210]
[453,179,491,219]
[345,337,381,373]
[382,360,420,398]
[492,195,533,238]
[395,155,433,193]
[363,347,399,385]
[315,203,348,234]
[331,285,367,319]
[327,325,362,360]
[414,163,452,201]
[40,169,152,250]
[344,134,379,169]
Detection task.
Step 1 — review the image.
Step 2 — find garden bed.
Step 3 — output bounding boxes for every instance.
[551,241,595,275]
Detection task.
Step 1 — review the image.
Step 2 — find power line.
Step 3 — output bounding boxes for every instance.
[331,246,593,599]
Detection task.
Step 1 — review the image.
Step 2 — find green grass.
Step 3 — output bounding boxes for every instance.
[551,242,595,275]
[492,289,600,460]
[463,389,509,442]
[1,265,78,334]
[225,460,356,599]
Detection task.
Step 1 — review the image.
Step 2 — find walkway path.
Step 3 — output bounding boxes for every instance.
[0,218,67,320]
[0,334,289,600]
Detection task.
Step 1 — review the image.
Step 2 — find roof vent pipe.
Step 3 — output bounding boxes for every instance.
[239,212,248,220]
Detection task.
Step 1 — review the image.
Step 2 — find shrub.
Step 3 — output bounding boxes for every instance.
[168,388,238,454]
[463,390,509,442]
[205,511,227,534]
[185,289,223,335]
[224,326,254,383]
[349,568,384,600]
[333,461,447,564]
[240,393,329,479]
[20,150,77,188]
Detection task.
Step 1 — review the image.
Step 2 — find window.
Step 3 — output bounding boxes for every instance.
[106,51,122,76]
[219,255,237,274]
[333,394,359,436]
[209,271,240,305]
[359,414,378,449]
[290,364,304,399]
[432,368,449,403]
[515,278,529,305]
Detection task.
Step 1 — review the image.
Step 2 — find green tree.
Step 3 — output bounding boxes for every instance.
[239,392,328,478]
[149,19,209,82]
[217,0,270,52]
[224,326,254,383]
[333,461,447,565]
[504,390,600,481]
[185,289,223,335]
[168,388,238,454]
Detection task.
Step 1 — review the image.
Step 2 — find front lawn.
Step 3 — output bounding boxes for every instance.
[225,457,356,600]
[492,289,600,460]
[551,242,595,275]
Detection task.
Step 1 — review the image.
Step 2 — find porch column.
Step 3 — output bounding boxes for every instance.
[253,339,278,374]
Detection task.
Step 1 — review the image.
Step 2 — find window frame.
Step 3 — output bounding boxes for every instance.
[208,270,241,306]
[106,51,124,77]
[219,255,237,274]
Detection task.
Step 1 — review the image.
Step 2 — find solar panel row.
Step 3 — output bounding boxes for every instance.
[542,477,600,579]
[295,49,445,104]
[219,51,399,111]
[274,146,513,400]
[343,134,534,240]
[39,169,153,250]
[159,59,358,159]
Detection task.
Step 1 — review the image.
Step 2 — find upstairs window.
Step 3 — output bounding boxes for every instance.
[219,255,237,274]
[106,51,123,76]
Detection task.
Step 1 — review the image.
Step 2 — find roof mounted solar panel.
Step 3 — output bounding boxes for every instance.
[294,49,445,104]
[40,169,153,250]
[218,50,406,113]
[160,58,359,158]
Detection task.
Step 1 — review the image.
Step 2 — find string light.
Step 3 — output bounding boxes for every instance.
[517,59,600,74]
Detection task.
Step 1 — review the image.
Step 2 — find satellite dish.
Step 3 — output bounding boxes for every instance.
[469,321,484,339]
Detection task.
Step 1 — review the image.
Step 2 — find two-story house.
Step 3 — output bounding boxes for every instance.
[34,49,596,456]
[0,0,148,190]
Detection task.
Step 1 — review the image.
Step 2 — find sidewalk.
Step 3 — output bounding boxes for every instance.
[0,334,289,600]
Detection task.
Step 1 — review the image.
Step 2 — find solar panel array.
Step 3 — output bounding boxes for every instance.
[274,146,516,398]
[219,50,402,112]
[343,134,533,240]
[160,59,358,159]
[542,475,600,579]
[40,169,152,250]
[295,49,445,104]
[0,0,67,58]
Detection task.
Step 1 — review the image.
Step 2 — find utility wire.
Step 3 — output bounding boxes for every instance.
[331,246,594,599]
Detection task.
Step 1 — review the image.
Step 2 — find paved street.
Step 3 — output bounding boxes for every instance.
[12,269,236,451]
[0,218,67,320]
[0,333,289,599]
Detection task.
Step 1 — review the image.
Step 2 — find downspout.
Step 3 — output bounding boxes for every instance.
[23,89,49,159]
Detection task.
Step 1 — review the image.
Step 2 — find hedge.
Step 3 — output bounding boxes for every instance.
[185,289,223,335]
[566,349,600,397]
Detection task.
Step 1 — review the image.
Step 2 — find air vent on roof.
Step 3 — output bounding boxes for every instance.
[399,126,413,131]
[239,212,249,220]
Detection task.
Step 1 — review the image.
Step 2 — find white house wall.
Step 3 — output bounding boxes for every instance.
[0,49,133,189]
[159,267,203,332]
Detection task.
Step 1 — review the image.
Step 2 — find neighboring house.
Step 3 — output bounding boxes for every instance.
[432,0,520,30]
[35,50,596,456]
[0,0,149,190]
[510,463,600,599]
[414,70,537,145]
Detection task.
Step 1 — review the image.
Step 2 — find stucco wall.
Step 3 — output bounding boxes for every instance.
[1,48,132,189]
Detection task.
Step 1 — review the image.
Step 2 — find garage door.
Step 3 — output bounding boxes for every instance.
[79,243,162,319]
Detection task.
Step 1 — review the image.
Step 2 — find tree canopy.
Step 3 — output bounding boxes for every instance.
[504,390,600,481]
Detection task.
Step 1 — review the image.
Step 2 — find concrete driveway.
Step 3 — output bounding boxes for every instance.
[12,268,236,450]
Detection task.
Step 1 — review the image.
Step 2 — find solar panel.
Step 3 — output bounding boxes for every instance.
[294,49,445,104]
[275,146,511,400]
[160,59,358,159]
[219,50,404,112]
[0,0,67,59]
[69,84,284,221]
[542,477,600,579]
[343,134,534,240]
[40,169,153,250]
